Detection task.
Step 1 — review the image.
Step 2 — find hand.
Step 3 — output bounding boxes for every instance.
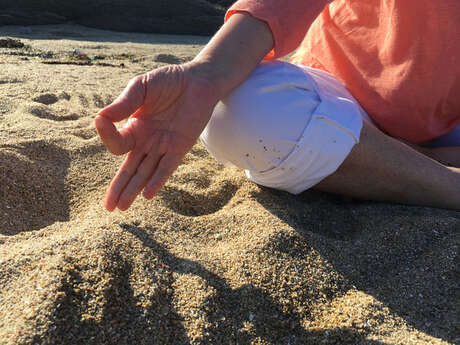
[95,63,219,211]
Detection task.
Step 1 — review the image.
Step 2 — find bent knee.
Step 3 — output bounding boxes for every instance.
[200,61,321,172]
[200,60,364,194]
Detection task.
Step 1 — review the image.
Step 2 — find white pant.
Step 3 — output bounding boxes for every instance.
[200,61,367,194]
[200,60,458,194]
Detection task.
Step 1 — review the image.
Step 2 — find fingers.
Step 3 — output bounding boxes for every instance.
[98,75,146,122]
[143,154,182,199]
[117,148,162,210]
[104,147,182,212]
[95,75,145,155]
[104,149,183,211]
[94,115,135,155]
[104,149,146,211]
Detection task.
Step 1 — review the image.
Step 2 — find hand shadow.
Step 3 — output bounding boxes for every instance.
[118,223,389,345]
[45,249,190,345]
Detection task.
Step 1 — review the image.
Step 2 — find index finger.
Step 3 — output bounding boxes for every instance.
[94,115,135,156]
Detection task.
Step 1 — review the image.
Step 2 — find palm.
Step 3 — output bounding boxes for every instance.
[95,64,218,211]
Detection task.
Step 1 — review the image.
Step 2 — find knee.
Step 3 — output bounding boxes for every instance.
[200,61,320,173]
[200,60,364,195]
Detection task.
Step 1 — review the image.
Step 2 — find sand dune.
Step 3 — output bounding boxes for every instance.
[0,25,459,345]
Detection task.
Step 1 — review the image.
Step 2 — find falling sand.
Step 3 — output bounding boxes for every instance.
[0,25,459,345]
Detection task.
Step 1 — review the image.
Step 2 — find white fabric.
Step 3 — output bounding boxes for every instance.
[200,61,321,172]
[200,60,367,194]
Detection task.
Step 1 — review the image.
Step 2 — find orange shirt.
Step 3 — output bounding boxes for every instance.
[226,0,460,143]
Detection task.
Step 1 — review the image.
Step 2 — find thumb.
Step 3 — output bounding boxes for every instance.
[98,75,146,122]
[94,115,135,155]
[95,75,145,155]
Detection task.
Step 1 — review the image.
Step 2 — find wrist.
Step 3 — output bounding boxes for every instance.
[181,60,224,108]
[185,13,273,100]
[184,58,228,98]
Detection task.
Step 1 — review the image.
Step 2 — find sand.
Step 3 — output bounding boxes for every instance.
[0,24,459,345]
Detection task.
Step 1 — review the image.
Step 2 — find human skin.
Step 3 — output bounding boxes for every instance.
[95,13,273,211]
[403,142,460,168]
[95,13,460,211]
[315,120,460,210]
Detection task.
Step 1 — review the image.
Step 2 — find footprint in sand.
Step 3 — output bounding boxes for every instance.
[34,92,110,110]
[32,93,59,105]
[29,104,79,121]
[32,91,71,104]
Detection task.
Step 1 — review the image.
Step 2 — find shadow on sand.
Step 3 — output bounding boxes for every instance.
[252,186,460,343]
[0,141,71,235]
[60,223,387,345]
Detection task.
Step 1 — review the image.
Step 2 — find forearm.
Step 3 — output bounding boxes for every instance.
[189,13,274,98]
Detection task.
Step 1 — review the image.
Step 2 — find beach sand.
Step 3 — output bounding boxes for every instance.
[0,24,459,345]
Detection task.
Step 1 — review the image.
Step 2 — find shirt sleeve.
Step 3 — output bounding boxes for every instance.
[225,0,331,59]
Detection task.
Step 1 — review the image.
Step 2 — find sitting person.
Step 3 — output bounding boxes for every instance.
[95,0,460,211]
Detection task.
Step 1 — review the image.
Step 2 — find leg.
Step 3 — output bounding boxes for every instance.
[407,144,460,168]
[202,61,460,211]
[402,124,460,168]
[314,120,460,210]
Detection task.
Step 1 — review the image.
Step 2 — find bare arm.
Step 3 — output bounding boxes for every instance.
[189,13,274,98]
[95,13,277,211]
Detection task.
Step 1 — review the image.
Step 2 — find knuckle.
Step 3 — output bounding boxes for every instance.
[129,74,147,89]
[129,75,142,85]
